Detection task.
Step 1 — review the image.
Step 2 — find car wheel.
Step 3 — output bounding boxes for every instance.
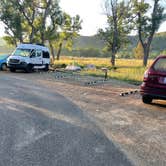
[1,63,7,71]
[142,95,153,104]
[10,68,16,72]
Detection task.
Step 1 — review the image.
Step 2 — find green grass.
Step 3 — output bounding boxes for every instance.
[53,56,153,85]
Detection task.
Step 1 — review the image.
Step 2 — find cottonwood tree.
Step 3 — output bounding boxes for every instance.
[52,13,82,60]
[0,0,63,45]
[0,0,24,46]
[0,0,82,61]
[98,0,133,66]
[132,0,165,66]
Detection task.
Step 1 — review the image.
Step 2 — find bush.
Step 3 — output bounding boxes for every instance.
[53,63,67,69]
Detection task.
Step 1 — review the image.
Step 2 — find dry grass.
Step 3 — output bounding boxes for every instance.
[53,56,153,84]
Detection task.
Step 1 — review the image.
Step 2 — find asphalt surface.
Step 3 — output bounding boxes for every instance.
[0,72,133,166]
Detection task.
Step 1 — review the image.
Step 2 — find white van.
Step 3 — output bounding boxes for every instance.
[7,43,50,72]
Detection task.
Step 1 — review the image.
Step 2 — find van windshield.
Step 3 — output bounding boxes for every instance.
[12,48,31,57]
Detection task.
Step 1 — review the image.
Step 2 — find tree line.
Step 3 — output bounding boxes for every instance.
[98,0,166,66]
[0,0,166,66]
[0,0,82,60]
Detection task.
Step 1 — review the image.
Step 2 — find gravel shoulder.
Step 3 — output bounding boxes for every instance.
[4,72,166,166]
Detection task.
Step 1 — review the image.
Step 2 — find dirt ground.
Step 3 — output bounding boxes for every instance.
[8,71,166,166]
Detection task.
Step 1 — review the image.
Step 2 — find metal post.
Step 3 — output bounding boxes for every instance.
[101,68,108,80]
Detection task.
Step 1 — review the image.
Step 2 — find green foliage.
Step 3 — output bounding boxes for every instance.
[132,0,166,66]
[0,0,23,45]
[0,0,65,45]
[98,0,133,66]
[2,36,17,46]
[0,0,82,61]
[50,13,82,60]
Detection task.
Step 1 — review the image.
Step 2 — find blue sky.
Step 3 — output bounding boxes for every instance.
[0,0,165,37]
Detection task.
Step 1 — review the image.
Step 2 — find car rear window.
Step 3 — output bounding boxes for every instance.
[153,58,166,72]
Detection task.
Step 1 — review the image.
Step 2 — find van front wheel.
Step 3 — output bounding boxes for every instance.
[44,64,49,71]
[26,64,33,73]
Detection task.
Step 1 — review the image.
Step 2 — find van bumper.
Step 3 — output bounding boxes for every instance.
[7,62,28,69]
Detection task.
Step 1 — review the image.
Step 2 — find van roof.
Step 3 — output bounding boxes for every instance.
[17,44,49,52]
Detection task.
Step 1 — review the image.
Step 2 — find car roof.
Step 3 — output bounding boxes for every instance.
[156,55,166,59]
[17,44,49,52]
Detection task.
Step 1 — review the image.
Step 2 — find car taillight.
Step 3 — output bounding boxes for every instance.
[143,70,149,81]
[143,70,158,83]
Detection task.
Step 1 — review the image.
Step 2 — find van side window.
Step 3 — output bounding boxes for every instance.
[43,51,50,58]
[36,50,42,57]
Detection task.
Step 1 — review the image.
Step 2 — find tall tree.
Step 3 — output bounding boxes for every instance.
[0,0,82,61]
[0,0,23,46]
[14,0,38,43]
[98,0,133,66]
[132,0,165,66]
[53,13,82,60]
[0,0,63,45]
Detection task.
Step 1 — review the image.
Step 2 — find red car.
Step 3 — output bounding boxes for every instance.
[140,55,166,104]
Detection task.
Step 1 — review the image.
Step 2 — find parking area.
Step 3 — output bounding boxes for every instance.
[1,71,166,166]
[36,71,166,166]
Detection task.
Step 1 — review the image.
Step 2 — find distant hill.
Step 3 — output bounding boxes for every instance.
[0,32,166,56]
[73,36,104,49]
[73,32,166,52]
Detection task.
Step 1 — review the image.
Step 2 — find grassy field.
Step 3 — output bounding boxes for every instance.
[53,56,153,85]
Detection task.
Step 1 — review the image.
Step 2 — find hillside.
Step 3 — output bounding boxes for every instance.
[73,32,166,52]
[0,32,166,57]
[73,36,104,49]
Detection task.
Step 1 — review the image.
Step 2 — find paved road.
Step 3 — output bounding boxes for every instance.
[0,73,133,166]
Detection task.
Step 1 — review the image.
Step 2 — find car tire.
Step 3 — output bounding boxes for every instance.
[44,64,49,71]
[142,95,153,104]
[1,63,7,71]
[10,68,16,72]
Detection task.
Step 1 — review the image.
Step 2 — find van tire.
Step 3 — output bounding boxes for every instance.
[10,68,16,72]
[26,64,33,73]
[44,64,49,71]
